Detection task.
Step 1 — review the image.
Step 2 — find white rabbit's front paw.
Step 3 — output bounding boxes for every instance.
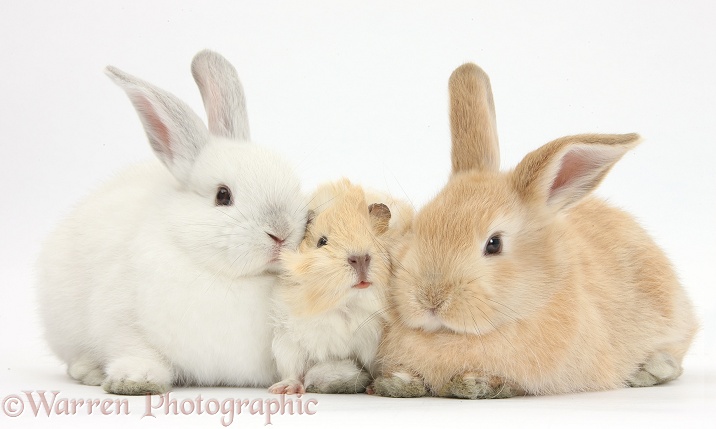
[68,356,105,386]
[102,357,172,395]
[627,351,682,387]
[268,379,305,395]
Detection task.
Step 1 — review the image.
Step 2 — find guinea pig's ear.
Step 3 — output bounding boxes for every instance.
[449,62,500,175]
[368,203,391,235]
[512,133,641,212]
[306,210,316,226]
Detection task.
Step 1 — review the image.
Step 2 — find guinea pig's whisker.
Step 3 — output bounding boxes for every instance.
[311,196,337,213]
[354,308,390,335]
[295,192,320,217]
[388,255,416,281]
[385,172,417,212]
[291,141,323,171]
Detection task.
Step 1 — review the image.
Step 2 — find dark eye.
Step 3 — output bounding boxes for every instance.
[215,185,233,206]
[317,236,328,248]
[485,235,502,255]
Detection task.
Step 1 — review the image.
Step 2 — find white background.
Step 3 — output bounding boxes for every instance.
[1,1,714,428]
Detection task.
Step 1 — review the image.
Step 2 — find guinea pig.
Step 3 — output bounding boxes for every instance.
[268,178,413,394]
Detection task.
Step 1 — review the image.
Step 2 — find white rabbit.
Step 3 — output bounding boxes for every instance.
[36,50,309,395]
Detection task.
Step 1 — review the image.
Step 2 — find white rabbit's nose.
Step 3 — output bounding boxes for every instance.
[267,233,285,245]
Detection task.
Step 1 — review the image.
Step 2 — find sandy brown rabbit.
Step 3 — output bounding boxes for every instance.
[372,63,697,399]
[269,179,413,395]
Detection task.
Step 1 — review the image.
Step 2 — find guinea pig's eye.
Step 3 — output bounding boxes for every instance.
[215,185,233,206]
[317,236,328,248]
[485,234,502,255]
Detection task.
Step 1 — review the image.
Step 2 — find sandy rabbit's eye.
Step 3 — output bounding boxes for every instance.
[485,234,502,255]
[215,185,233,206]
[317,236,328,248]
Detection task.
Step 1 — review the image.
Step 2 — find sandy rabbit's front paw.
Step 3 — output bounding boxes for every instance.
[627,352,683,387]
[371,372,427,398]
[269,379,305,395]
[438,373,524,399]
[102,357,171,395]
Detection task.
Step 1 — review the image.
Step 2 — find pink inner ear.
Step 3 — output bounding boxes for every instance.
[136,95,172,159]
[549,148,592,196]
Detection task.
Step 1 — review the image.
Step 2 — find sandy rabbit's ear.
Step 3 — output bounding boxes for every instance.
[513,133,641,212]
[191,49,250,141]
[449,63,500,175]
[368,203,391,235]
[105,66,209,184]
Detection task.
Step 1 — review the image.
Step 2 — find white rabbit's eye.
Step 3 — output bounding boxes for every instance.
[317,236,328,247]
[485,235,502,255]
[215,185,233,206]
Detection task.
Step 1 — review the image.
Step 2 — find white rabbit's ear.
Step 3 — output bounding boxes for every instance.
[513,133,641,212]
[449,63,500,175]
[105,66,209,183]
[191,49,250,141]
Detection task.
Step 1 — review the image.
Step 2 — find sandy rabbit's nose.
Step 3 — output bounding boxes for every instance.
[348,254,371,272]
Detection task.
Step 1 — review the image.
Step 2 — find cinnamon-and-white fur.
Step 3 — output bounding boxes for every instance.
[269,179,413,394]
[373,63,698,399]
[36,50,308,395]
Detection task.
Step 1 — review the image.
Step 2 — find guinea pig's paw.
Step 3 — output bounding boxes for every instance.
[438,373,522,399]
[68,356,105,386]
[305,371,371,394]
[269,379,305,395]
[101,357,172,395]
[627,352,683,387]
[372,372,427,398]
[304,360,371,394]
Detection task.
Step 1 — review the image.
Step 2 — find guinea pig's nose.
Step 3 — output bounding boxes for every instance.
[348,254,371,272]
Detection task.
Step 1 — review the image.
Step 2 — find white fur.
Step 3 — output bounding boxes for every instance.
[269,286,383,392]
[36,50,308,394]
